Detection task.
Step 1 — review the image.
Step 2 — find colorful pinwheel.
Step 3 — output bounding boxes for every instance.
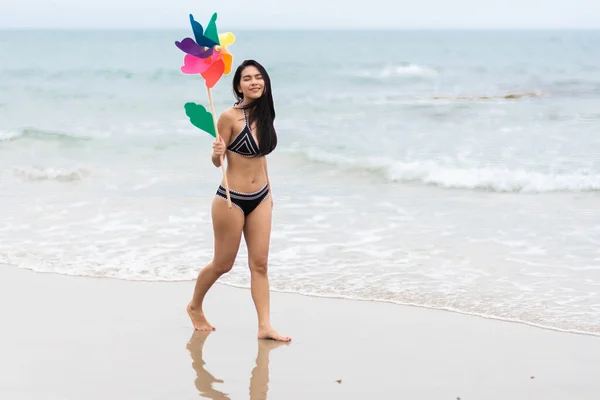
[175,12,235,207]
[175,13,236,89]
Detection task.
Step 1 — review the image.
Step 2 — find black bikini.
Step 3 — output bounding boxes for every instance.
[226,107,260,158]
[215,105,270,216]
[216,184,270,216]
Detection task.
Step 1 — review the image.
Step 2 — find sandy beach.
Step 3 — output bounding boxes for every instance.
[1,264,599,399]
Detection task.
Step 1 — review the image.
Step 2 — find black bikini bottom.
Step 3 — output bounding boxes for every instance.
[216,184,270,216]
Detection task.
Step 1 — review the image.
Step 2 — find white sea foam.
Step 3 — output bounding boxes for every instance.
[12,166,90,182]
[289,148,600,193]
[0,130,21,141]
[0,189,598,336]
[355,64,438,79]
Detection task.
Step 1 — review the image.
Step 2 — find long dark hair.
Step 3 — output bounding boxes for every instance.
[232,60,277,156]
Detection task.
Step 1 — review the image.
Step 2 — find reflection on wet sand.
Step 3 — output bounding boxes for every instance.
[249,340,290,400]
[187,331,290,400]
[187,331,230,399]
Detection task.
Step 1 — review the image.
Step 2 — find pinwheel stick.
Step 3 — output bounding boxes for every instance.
[207,87,232,208]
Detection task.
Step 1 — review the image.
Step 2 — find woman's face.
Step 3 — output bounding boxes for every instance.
[238,66,265,100]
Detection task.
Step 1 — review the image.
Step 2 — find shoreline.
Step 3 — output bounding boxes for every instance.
[2,264,600,399]
[7,263,599,339]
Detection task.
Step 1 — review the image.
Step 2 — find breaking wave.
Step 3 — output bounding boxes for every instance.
[13,166,90,182]
[290,148,600,193]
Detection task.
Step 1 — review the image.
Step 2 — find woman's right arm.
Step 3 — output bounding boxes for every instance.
[211,110,233,168]
[211,136,225,167]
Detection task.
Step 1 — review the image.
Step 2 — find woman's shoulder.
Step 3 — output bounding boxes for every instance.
[222,104,247,116]
[218,107,238,122]
[222,105,248,123]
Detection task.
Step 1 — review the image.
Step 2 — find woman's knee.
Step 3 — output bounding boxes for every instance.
[249,256,269,275]
[212,258,235,275]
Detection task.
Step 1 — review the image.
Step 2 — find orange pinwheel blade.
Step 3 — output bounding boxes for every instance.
[221,52,233,75]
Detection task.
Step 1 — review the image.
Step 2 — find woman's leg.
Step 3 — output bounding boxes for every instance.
[188,196,245,331]
[243,195,291,341]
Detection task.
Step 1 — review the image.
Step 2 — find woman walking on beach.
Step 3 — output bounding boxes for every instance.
[187,60,291,342]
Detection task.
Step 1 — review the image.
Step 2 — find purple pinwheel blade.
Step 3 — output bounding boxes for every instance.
[175,38,214,58]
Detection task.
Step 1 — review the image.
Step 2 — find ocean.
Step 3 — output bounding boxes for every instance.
[1,29,599,336]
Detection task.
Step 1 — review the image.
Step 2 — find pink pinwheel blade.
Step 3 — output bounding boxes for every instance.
[181,54,214,75]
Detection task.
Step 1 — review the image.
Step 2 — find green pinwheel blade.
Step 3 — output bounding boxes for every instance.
[204,13,220,46]
[184,102,216,137]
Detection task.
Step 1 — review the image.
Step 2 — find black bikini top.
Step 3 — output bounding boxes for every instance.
[227,105,259,157]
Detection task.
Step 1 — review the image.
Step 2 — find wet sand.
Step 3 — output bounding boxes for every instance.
[1,265,599,399]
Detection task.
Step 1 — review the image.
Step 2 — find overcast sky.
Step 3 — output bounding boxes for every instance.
[1,0,599,29]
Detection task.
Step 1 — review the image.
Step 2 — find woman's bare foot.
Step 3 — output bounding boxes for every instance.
[257,326,291,342]
[187,303,215,331]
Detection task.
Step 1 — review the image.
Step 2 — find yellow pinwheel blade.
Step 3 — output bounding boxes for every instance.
[218,32,235,47]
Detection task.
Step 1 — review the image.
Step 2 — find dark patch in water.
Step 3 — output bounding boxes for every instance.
[4,128,92,143]
[431,92,547,101]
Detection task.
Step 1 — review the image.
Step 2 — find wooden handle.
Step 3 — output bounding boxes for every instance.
[207,88,232,209]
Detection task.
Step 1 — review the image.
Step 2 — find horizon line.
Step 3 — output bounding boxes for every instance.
[1,26,600,31]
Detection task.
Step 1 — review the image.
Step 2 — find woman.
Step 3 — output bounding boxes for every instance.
[187,59,291,342]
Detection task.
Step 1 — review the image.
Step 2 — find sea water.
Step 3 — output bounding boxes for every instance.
[1,29,599,335]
